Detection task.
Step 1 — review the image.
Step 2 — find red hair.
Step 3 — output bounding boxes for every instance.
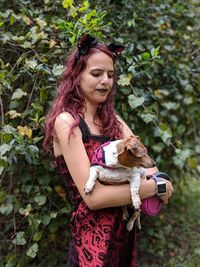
[43,43,123,153]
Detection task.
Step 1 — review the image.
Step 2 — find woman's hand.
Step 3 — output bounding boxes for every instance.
[159,179,174,204]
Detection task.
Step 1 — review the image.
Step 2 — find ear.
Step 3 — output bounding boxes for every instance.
[130,145,146,157]
[117,136,135,155]
[126,136,147,157]
[116,139,127,155]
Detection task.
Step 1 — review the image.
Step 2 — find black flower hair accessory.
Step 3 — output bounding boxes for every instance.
[107,43,125,57]
[74,34,125,65]
[75,34,98,60]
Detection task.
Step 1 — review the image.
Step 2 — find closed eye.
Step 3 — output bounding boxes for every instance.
[91,70,114,79]
[91,73,101,77]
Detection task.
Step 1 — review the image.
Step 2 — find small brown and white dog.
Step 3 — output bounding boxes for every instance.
[84,135,156,231]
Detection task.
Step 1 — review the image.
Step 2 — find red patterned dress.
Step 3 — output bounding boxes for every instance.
[55,118,137,267]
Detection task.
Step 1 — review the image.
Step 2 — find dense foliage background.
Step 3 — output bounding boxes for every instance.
[0,0,199,266]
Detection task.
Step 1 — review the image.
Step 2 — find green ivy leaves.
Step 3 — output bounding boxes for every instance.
[128,94,145,109]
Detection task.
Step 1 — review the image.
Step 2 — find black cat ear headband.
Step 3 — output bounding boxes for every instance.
[74,34,125,63]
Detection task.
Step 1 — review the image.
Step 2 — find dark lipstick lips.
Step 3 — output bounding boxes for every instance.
[96,89,109,93]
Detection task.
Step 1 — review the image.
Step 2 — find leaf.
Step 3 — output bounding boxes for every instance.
[194,248,200,255]
[140,113,157,123]
[50,212,57,218]
[0,203,13,215]
[19,204,32,216]
[17,126,32,138]
[25,59,38,70]
[62,0,73,8]
[160,130,172,143]
[35,18,47,28]
[11,88,27,100]
[120,87,131,95]
[33,231,43,241]
[187,157,197,169]
[34,195,47,206]
[52,64,64,77]
[28,145,39,154]
[117,74,132,86]
[151,46,160,57]
[42,215,51,225]
[157,124,172,144]
[162,102,180,110]
[0,144,12,157]
[26,243,38,258]
[141,52,150,60]
[175,148,191,162]
[2,125,16,134]
[79,1,89,12]
[55,185,67,202]
[22,15,32,25]
[6,110,21,119]
[70,5,78,18]
[49,39,57,48]
[128,94,145,109]
[12,232,26,245]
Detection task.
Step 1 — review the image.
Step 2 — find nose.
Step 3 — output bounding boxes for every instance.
[100,73,109,85]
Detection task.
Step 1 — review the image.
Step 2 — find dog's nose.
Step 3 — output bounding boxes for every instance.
[152,161,156,167]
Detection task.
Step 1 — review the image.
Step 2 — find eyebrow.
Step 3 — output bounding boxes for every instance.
[90,68,114,73]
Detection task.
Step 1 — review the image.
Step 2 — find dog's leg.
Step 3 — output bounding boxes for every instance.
[129,174,141,209]
[136,210,141,230]
[84,166,99,194]
[126,209,141,231]
[126,173,142,230]
[122,206,129,221]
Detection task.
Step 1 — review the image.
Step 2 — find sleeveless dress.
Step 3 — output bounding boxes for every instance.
[55,118,137,267]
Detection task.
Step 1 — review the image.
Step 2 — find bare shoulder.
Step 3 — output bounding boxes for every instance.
[54,112,81,140]
[55,112,75,127]
[116,114,135,137]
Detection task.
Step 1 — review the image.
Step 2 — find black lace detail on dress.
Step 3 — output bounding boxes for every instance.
[79,117,112,143]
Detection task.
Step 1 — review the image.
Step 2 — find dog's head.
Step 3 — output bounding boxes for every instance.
[102,136,155,169]
[116,135,156,168]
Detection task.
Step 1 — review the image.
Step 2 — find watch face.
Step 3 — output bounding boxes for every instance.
[158,183,166,195]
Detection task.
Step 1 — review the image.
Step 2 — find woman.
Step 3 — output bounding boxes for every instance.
[44,34,173,266]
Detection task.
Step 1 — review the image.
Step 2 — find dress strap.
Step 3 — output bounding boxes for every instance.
[79,117,112,143]
[79,117,91,142]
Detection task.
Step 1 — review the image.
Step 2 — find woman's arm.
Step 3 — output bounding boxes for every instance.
[54,113,132,209]
[54,113,172,210]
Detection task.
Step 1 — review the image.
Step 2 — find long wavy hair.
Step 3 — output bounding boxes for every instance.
[43,43,124,153]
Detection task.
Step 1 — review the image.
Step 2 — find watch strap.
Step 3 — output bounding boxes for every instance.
[147,172,170,197]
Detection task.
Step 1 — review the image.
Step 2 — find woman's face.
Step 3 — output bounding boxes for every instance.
[79,51,114,106]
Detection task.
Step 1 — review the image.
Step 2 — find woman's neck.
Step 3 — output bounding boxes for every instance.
[83,102,98,122]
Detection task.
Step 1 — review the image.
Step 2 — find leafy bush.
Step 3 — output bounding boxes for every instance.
[95,0,200,178]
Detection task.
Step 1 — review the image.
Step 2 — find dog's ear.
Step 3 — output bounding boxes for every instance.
[116,139,127,155]
[126,136,147,157]
[130,145,147,157]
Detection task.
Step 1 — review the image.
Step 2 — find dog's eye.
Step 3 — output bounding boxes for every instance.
[112,152,117,155]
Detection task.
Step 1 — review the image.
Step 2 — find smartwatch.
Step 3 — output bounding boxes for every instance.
[154,177,166,196]
[147,173,168,197]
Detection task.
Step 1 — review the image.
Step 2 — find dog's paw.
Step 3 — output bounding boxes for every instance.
[126,219,134,231]
[136,217,141,230]
[132,198,141,210]
[122,207,129,221]
[126,210,141,231]
[84,183,94,194]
